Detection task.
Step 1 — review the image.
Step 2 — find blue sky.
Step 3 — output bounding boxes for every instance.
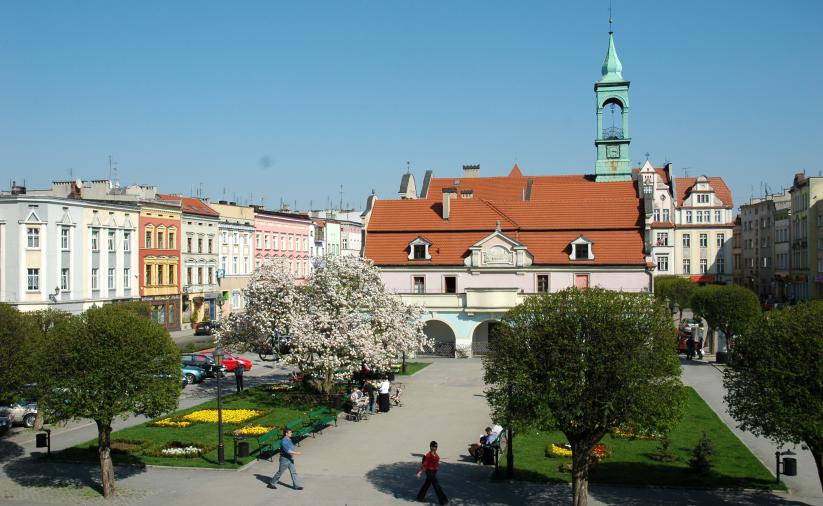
[1,1,820,210]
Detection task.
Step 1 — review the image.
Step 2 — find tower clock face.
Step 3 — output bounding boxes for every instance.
[607,145,620,159]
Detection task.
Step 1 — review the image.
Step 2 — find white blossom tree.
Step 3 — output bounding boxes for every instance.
[215,258,297,357]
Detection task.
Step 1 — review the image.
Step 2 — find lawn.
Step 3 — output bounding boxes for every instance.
[397,362,431,376]
[503,387,783,490]
[52,385,340,469]
[176,338,215,353]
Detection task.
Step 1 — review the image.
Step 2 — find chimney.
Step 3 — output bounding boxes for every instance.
[462,164,480,178]
[218,200,228,205]
[10,181,26,195]
[442,187,456,220]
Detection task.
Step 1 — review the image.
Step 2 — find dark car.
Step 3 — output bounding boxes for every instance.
[0,415,11,433]
[194,320,220,336]
[180,353,225,377]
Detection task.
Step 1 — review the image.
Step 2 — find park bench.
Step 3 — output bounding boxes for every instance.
[487,429,506,471]
[309,407,338,434]
[254,428,282,461]
[286,418,314,445]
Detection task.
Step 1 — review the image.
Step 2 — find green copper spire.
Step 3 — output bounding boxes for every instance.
[600,32,624,83]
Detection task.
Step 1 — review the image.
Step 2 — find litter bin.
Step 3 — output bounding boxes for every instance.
[237,441,250,458]
[783,457,797,476]
[481,446,495,465]
[36,433,48,448]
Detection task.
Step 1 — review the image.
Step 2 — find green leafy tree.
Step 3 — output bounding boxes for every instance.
[690,284,760,346]
[654,275,695,320]
[43,305,180,498]
[723,301,823,488]
[23,309,72,429]
[484,288,685,506]
[0,304,40,402]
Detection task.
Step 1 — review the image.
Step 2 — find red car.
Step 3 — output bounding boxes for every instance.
[198,350,252,372]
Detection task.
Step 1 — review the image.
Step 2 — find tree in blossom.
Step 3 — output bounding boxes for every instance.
[216,258,297,357]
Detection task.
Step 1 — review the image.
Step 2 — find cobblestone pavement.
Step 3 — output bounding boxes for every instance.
[1,358,821,505]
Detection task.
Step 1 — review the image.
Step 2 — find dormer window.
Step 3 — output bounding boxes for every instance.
[569,236,595,261]
[408,236,432,261]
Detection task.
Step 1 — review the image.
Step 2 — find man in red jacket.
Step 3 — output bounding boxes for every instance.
[416,441,448,504]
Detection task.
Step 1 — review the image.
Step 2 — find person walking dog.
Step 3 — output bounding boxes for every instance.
[416,440,448,505]
[234,363,245,393]
[269,429,303,490]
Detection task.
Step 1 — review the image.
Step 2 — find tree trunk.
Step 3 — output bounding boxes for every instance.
[33,410,45,431]
[506,428,514,478]
[97,421,115,498]
[570,440,592,506]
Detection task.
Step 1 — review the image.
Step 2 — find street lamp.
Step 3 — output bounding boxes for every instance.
[213,344,225,465]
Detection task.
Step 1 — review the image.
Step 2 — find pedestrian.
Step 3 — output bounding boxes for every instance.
[234,363,244,392]
[416,440,448,505]
[268,429,303,490]
[696,334,705,360]
[686,335,695,360]
[363,380,376,414]
[378,376,391,413]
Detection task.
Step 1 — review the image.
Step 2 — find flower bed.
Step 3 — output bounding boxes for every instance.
[161,445,203,457]
[547,443,572,458]
[150,418,191,428]
[181,409,262,424]
[233,425,275,437]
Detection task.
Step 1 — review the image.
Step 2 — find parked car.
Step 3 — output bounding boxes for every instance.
[679,318,702,335]
[182,365,207,385]
[194,320,220,336]
[0,400,38,428]
[198,350,252,372]
[0,415,11,433]
[180,353,226,377]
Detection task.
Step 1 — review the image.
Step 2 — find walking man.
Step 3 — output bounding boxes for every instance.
[269,429,303,490]
[234,363,245,393]
[416,440,448,505]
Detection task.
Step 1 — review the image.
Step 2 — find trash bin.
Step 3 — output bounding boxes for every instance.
[237,441,250,458]
[783,457,797,476]
[482,446,495,465]
[36,433,48,448]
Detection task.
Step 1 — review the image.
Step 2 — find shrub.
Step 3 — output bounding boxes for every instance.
[689,432,714,474]
[649,434,678,462]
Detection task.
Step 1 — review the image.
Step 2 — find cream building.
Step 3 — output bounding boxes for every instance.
[209,201,255,315]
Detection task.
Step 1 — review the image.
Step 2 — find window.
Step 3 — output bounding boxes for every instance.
[413,276,425,294]
[662,209,670,222]
[682,234,691,248]
[715,210,722,223]
[264,234,269,249]
[704,210,712,223]
[289,236,294,250]
[91,268,99,290]
[158,265,165,285]
[91,229,100,251]
[168,304,175,324]
[208,267,214,284]
[232,256,238,273]
[273,234,279,250]
[145,265,152,286]
[243,257,249,274]
[145,230,152,248]
[123,231,130,251]
[444,276,456,294]
[574,244,589,259]
[657,255,669,272]
[198,267,204,285]
[574,273,590,289]
[231,290,241,309]
[197,238,203,253]
[242,233,248,245]
[208,238,213,253]
[682,259,691,274]
[27,227,40,248]
[686,211,693,224]
[157,230,165,249]
[716,233,725,248]
[537,274,549,293]
[187,237,193,253]
[108,230,115,251]
[700,259,708,274]
[653,209,660,222]
[697,194,709,204]
[61,227,70,250]
[61,268,70,291]
[413,244,426,259]
[108,268,115,289]
[699,234,708,248]
[170,265,176,285]
[168,231,175,249]
[221,256,227,271]
[656,232,669,246]
[256,233,261,249]
[696,211,703,223]
[187,267,193,285]
[123,268,131,289]
[27,268,40,291]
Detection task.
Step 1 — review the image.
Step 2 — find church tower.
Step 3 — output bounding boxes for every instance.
[594,27,631,182]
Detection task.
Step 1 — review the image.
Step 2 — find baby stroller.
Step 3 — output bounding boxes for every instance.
[390,383,404,407]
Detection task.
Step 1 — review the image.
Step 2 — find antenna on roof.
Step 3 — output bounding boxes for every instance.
[608,0,614,34]
[406,161,411,174]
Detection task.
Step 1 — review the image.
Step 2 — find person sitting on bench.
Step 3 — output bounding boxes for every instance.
[468,427,495,463]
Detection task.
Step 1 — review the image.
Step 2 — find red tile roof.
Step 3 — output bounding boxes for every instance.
[675,177,733,208]
[157,195,219,217]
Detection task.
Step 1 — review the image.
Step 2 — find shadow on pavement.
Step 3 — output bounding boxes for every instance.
[365,460,569,505]
[590,486,812,506]
[4,456,146,495]
[0,438,25,462]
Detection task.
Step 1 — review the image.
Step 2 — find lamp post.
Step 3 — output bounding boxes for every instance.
[213,345,225,465]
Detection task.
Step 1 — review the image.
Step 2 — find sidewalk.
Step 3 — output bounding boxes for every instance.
[680,357,823,502]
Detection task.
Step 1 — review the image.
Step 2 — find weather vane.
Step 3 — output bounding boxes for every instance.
[609,0,614,34]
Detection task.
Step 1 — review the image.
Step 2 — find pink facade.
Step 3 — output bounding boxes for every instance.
[253,209,312,280]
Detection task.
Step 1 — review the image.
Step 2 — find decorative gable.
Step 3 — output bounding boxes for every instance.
[23,210,43,224]
[569,235,595,261]
[464,230,533,268]
[59,209,74,226]
[123,215,135,230]
[90,211,103,227]
[408,236,432,260]
[106,213,119,228]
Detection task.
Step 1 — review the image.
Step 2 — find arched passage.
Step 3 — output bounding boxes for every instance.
[471,320,501,356]
[422,320,456,357]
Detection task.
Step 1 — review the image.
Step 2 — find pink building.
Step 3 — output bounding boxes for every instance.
[253,207,312,279]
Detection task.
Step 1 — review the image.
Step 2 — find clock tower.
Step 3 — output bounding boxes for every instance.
[595,29,631,182]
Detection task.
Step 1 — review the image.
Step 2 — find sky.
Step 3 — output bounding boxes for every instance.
[1,1,820,211]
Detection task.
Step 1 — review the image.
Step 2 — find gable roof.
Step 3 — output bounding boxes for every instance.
[674,177,733,208]
[157,195,219,217]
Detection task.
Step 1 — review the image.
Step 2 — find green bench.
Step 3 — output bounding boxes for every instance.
[309,407,338,434]
[286,418,314,445]
[254,429,281,461]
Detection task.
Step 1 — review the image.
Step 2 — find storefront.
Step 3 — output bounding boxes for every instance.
[142,295,181,331]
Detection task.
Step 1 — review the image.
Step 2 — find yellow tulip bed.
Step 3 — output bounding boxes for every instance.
[233,425,275,437]
[151,418,192,428]
[182,409,262,424]
[548,443,573,458]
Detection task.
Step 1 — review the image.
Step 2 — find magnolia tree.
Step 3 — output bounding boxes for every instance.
[216,259,297,356]
[287,255,429,393]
